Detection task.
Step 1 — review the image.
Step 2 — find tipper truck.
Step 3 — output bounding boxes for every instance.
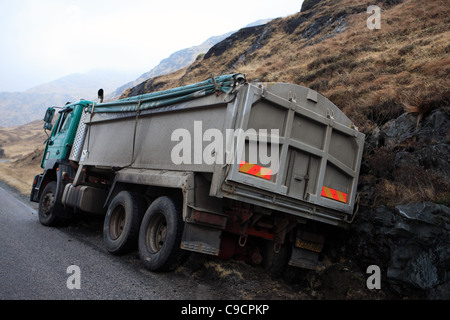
[30,73,365,275]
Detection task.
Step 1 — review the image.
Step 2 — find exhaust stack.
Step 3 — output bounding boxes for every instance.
[98,89,104,103]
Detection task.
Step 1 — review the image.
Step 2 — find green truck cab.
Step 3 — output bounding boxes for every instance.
[40,101,91,169]
[30,100,93,223]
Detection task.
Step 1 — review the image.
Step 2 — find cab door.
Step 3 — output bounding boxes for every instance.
[44,108,74,163]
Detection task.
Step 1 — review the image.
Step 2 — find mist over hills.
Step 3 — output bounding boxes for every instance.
[26,69,139,98]
[0,19,271,127]
[0,69,137,127]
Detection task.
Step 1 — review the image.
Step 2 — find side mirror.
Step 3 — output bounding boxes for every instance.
[43,107,55,124]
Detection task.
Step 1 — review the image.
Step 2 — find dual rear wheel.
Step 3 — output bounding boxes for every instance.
[103,192,184,271]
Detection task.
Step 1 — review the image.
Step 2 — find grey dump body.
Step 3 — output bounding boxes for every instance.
[76,79,365,228]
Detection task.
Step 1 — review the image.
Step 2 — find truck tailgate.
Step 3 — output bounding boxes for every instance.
[214,82,365,226]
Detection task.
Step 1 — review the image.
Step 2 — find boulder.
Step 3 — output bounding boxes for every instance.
[370,107,450,181]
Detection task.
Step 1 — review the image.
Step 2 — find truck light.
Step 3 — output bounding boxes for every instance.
[32,175,39,188]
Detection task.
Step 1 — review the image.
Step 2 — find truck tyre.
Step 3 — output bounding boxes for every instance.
[103,191,146,255]
[38,181,61,226]
[138,196,185,272]
[263,241,291,279]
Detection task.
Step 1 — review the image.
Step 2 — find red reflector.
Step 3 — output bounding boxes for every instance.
[321,186,347,203]
[239,161,272,180]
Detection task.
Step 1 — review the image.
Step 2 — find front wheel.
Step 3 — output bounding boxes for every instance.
[138,196,186,272]
[38,181,60,226]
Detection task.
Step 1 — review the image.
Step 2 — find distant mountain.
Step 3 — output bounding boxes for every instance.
[107,19,272,100]
[0,91,73,128]
[105,34,232,100]
[26,69,138,98]
[0,69,137,127]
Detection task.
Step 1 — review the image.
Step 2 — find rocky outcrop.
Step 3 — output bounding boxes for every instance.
[301,0,325,12]
[204,24,269,60]
[359,107,450,207]
[348,107,450,299]
[350,202,449,299]
[371,107,449,177]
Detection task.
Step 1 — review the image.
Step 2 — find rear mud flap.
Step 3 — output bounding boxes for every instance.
[180,223,222,256]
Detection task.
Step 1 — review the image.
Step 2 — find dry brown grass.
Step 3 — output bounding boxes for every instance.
[0,121,45,195]
[369,167,450,207]
[0,120,46,158]
[0,162,39,195]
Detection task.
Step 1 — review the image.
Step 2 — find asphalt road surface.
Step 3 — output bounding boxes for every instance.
[0,182,316,308]
[0,185,219,300]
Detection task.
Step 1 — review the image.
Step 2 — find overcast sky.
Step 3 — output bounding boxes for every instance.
[0,0,303,92]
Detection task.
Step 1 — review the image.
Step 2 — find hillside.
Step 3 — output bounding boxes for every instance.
[0,120,46,194]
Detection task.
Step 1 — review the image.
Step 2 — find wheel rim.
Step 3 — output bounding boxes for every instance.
[145,213,167,254]
[41,191,54,217]
[109,205,126,240]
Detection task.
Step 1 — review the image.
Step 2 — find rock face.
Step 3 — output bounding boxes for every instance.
[351,203,449,299]
[349,107,450,299]
[372,107,450,181]
[359,107,450,208]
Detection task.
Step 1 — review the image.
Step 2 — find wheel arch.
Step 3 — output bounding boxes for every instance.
[35,163,59,202]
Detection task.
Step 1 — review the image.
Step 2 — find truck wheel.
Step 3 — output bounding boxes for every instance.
[103,191,146,255]
[38,181,60,226]
[138,196,185,272]
[263,240,291,279]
